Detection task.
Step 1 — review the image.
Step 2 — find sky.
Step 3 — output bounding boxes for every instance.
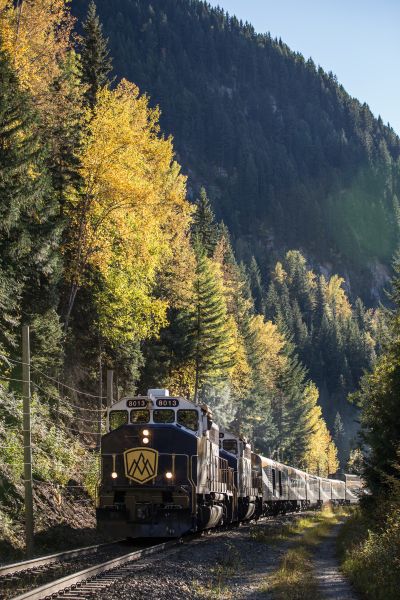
[208,0,400,135]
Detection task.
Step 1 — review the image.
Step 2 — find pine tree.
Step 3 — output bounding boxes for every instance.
[191,187,219,257]
[47,50,84,209]
[333,411,346,468]
[248,256,265,315]
[0,46,59,355]
[272,345,313,466]
[183,246,234,401]
[80,1,113,108]
[356,254,400,494]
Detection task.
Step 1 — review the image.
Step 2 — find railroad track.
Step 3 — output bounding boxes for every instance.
[9,541,180,600]
[0,540,143,600]
[3,511,313,600]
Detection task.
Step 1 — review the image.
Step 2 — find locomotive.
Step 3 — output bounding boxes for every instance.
[96,389,361,538]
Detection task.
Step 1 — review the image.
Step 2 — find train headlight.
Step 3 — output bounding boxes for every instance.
[111,471,118,479]
[165,471,173,480]
[142,437,149,444]
[142,429,149,436]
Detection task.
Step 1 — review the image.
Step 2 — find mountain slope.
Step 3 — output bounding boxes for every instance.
[73,0,400,301]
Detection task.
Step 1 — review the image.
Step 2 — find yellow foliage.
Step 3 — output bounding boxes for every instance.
[306,269,317,291]
[66,80,191,344]
[273,261,287,284]
[303,382,339,476]
[249,315,287,390]
[0,0,73,104]
[326,275,352,319]
[163,361,196,400]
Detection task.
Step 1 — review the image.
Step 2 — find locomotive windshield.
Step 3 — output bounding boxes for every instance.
[153,409,175,423]
[130,409,150,423]
[109,410,128,430]
[177,409,198,431]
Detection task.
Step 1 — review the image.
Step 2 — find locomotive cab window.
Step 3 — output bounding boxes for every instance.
[109,410,128,430]
[153,409,175,423]
[222,439,238,455]
[130,409,150,423]
[177,410,198,431]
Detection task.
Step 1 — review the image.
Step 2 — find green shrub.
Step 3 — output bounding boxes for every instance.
[339,500,400,599]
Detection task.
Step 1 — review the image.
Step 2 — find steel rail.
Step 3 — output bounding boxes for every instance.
[10,540,179,600]
[0,540,126,577]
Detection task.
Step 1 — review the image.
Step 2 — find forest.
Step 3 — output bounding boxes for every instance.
[74,0,400,303]
[0,1,399,594]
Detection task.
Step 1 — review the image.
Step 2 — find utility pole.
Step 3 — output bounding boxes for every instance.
[107,370,113,408]
[22,325,34,557]
[97,352,103,448]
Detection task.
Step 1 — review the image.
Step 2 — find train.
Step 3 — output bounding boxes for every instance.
[96,389,362,538]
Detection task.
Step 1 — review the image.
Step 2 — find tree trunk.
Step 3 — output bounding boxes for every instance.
[64,283,79,332]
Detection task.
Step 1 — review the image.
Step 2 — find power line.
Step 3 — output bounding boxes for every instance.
[53,407,103,424]
[0,375,30,383]
[61,424,103,436]
[31,382,104,412]
[2,356,106,399]
[33,369,106,399]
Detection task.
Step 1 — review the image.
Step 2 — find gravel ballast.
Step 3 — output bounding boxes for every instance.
[94,519,296,600]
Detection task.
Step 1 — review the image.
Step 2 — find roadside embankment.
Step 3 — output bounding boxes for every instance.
[337,502,400,600]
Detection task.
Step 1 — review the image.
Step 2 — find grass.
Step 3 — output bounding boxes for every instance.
[194,541,241,599]
[250,505,349,545]
[261,545,316,600]
[260,504,351,599]
[337,504,400,600]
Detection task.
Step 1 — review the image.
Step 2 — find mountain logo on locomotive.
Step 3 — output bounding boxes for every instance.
[124,448,158,484]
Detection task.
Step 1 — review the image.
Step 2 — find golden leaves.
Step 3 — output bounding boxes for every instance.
[302,382,339,476]
[249,315,287,391]
[0,0,74,105]
[66,81,191,345]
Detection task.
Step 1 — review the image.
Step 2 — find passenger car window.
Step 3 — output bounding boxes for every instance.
[130,409,150,423]
[177,410,198,431]
[153,409,175,423]
[109,410,128,430]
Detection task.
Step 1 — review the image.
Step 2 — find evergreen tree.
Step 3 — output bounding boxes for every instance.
[248,256,265,315]
[333,411,346,468]
[75,0,400,302]
[47,50,84,209]
[80,1,113,108]
[273,348,313,465]
[356,255,400,494]
[0,46,59,355]
[191,187,219,257]
[183,246,234,401]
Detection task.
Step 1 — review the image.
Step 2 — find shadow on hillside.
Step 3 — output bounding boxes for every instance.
[0,523,117,565]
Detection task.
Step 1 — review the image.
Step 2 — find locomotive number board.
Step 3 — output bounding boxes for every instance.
[156,398,179,407]
[126,399,147,408]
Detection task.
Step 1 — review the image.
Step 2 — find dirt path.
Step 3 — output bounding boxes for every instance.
[312,522,358,600]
